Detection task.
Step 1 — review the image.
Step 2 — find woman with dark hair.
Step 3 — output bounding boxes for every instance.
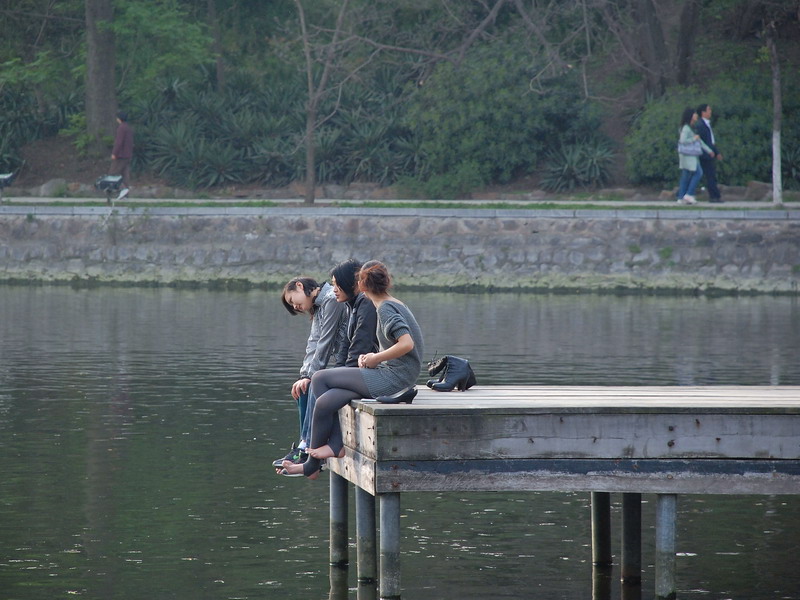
[330,259,379,367]
[279,261,424,479]
[676,107,714,205]
[272,276,347,469]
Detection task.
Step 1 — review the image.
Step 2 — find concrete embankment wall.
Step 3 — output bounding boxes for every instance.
[1,206,799,293]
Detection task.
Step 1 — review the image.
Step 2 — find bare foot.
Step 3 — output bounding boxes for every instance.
[308,445,345,460]
[280,461,304,475]
[280,460,320,480]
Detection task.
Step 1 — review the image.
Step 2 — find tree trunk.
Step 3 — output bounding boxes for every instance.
[675,0,700,85]
[208,0,225,90]
[632,0,670,96]
[303,104,317,205]
[294,0,350,204]
[85,0,117,156]
[766,21,783,205]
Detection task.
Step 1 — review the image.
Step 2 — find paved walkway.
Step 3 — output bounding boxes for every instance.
[0,194,790,206]
[1,196,797,220]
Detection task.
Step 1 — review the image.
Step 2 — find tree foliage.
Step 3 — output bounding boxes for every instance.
[0,0,798,194]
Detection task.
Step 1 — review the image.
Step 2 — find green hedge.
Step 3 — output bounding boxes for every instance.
[403,40,609,198]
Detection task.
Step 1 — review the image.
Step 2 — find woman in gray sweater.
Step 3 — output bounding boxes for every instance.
[280,261,424,479]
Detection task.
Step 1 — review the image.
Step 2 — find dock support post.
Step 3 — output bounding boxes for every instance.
[330,472,349,568]
[356,486,377,589]
[379,492,401,600]
[655,494,677,600]
[591,492,612,567]
[621,493,642,585]
[329,563,349,600]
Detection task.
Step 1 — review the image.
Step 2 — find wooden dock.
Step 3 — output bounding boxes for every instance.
[324,386,800,600]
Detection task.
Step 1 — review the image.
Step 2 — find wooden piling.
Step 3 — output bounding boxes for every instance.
[591,563,612,600]
[591,492,612,567]
[655,494,677,600]
[329,472,349,568]
[379,493,401,600]
[328,564,349,600]
[621,493,642,585]
[356,486,377,584]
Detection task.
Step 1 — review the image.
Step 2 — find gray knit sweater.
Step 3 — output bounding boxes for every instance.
[360,300,424,397]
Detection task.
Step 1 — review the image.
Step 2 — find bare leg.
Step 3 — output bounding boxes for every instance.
[309,445,345,460]
[280,460,320,479]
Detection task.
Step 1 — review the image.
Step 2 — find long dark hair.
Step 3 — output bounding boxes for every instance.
[281,276,320,316]
[680,107,696,128]
[330,259,362,301]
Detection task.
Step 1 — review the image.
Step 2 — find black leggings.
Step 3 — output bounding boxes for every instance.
[304,367,371,476]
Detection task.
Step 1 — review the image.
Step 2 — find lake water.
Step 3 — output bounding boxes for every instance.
[1,286,798,599]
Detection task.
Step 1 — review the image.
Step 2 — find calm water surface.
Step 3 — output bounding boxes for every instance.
[1,286,798,599]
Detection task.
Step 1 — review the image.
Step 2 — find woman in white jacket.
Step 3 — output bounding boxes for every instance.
[676,107,714,205]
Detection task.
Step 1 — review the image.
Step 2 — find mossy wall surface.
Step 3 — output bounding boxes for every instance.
[1,209,798,294]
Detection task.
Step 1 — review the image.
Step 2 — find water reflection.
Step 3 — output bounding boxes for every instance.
[0,286,798,600]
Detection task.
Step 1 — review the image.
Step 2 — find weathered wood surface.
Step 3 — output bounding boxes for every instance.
[329,386,800,495]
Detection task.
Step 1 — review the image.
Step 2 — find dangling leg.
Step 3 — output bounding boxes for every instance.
[308,419,345,460]
[282,367,370,478]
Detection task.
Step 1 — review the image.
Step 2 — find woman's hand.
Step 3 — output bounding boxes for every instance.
[359,353,379,369]
[358,334,415,369]
[291,377,310,399]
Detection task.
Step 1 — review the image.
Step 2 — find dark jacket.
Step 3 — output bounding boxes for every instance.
[695,118,717,161]
[343,292,379,367]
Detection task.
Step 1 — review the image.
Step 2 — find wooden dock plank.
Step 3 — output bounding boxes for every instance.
[354,386,800,413]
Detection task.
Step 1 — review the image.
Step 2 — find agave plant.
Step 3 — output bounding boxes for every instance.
[783,146,800,189]
[0,135,22,172]
[195,141,248,188]
[217,108,270,148]
[147,115,201,176]
[314,127,345,184]
[541,139,614,192]
[248,136,301,187]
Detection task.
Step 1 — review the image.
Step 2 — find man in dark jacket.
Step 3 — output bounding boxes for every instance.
[110,111,134,200]
[696,104,723,203]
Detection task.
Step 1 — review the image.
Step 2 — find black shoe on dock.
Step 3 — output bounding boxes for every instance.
[376,387,417,404]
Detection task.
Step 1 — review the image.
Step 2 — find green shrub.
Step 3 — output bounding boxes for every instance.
[404,38,607,197]
[783,146,800,190]
[399,160,485,200]
[59,113,96,157]
[0,85,79,171]
[0,136,19,172]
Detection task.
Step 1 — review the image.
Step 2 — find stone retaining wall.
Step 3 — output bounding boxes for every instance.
[1,207,799,293]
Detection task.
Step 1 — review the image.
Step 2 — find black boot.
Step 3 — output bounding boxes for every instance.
[430,356,476,392]
[426,355,448,388]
